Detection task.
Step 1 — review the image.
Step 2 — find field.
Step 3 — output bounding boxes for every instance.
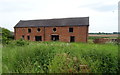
[2,40,119,73]
[89,34,118,38]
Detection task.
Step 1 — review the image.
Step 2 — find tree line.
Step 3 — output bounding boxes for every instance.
[89,32,120,34]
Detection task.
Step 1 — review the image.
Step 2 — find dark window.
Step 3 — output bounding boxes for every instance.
[22,35,24,39]
[35,36,42,41]
[37,28,41,32]
[70,36,75,42]
[27,36,30,40]
[69,28,73,32]
[51,35,59,41]
[22,29,25,32]
[28,29,31,33]
[53,28,56,32]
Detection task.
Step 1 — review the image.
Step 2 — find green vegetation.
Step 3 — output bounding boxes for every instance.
[0,44,2,74]
[2,40,118,73]
[88,36,110,40]
[0,27,14,44]
[89,32,120,34]
[0,27,2,74]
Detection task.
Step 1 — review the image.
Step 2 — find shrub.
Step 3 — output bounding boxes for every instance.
[15,39,29,46]
[1,27,14,44]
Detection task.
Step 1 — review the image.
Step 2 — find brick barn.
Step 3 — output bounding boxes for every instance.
[14,17,89,42]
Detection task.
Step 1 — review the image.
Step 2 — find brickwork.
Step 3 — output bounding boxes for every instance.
[14,26,89,42]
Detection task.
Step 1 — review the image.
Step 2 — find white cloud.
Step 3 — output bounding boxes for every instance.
[0,0,119,33]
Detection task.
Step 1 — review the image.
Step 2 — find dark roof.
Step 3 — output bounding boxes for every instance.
[14,17,89,28]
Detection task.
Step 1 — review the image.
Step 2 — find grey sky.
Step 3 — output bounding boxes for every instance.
[0,0,119,33]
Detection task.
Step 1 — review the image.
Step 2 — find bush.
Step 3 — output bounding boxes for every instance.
[15,39,29,46]
[1,27,14,44]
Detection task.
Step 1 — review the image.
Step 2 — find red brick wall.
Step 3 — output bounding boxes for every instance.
[14,26,89,42]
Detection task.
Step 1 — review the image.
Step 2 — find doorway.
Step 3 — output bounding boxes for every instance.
[51,35,59,41]
[35,36,42,41]
[70,36,75,42]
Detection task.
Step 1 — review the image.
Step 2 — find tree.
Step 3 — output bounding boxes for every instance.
[1,27,14,44]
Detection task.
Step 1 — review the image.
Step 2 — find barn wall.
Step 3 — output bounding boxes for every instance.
[14,26,89,42]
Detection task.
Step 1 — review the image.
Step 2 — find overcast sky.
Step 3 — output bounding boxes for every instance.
[0,0,119,33]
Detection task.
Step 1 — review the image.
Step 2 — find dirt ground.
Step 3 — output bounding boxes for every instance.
[89,34,118,37]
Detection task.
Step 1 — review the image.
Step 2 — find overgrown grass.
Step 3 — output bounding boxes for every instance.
[2,40,118,73]
[0,44,2,74]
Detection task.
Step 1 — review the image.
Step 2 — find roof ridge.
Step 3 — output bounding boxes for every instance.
[14,17,89,28]
[20,17,89,21]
